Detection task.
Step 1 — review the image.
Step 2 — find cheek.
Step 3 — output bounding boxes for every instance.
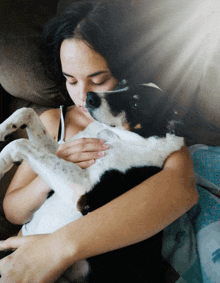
[66,83,77,101]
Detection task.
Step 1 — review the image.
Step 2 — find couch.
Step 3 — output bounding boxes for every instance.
[0,0,220,281]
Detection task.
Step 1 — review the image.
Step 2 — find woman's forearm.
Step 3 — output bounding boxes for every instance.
[54,147,198,265]
[3,176,51,225]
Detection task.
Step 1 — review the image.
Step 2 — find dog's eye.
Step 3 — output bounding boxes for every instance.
[132,102,138,109]
[129,101,139,110]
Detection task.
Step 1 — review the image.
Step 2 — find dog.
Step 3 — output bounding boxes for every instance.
[0,83,184,282]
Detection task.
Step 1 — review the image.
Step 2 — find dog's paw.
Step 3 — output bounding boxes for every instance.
[0,139,26,174]
[97,129,120,142]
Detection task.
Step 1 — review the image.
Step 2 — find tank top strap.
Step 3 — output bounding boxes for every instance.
[57,105,67,144]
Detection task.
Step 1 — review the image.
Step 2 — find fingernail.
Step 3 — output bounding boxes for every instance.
[89,159,96,165]
[102,144,109,149]
[98,151,105,157]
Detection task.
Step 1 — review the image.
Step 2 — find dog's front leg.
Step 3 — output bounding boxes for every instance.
[0,108,58,153]
[0,139,90,204]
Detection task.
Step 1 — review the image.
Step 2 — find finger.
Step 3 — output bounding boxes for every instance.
[0,235,40,251]
[0,237,26,251]
[58,138,108,153]
[57,143,109,161]
[0,241,6,251]
[58,138,106,151]
[67,150,106,164]
[73,138,106,145]
[75,159,96,169]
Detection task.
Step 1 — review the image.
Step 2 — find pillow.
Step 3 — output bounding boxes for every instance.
[0,0,65,107]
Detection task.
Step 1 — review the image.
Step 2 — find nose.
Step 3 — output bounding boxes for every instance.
[76,83,89,103]
[86,92,101,109]
[78,88,87,102]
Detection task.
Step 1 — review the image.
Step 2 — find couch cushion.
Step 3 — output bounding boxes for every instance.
[0,0,66,107]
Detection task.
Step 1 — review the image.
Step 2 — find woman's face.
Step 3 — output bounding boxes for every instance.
[60,38,118,114]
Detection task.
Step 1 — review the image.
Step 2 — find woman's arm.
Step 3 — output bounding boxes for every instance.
[0,146,198,282]
[3,162,52,225]
[2,109,59,225]
[58,146,198,262]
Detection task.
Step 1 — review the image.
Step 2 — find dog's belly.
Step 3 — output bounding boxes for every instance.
[22,192,82,236]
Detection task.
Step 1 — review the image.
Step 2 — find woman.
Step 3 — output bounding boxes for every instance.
[0,1,198,282]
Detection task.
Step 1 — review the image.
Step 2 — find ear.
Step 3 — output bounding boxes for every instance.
[97,129,120,141]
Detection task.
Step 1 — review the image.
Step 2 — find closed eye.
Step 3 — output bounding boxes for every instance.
[92,80,107,86]
[64,76,77,85]
[68,81,77,85]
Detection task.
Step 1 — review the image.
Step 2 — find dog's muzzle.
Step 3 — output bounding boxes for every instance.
[86,92,101,109]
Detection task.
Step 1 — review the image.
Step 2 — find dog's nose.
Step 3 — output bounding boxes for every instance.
[86,92,101,108]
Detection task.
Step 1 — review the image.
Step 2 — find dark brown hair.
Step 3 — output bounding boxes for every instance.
[41,0,150,101]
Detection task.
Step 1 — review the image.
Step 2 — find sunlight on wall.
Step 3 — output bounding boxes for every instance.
[135,0,220,96]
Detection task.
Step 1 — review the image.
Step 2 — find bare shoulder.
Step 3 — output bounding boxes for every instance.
[40,108,61,139]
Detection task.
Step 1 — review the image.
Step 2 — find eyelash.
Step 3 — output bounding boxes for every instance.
[92,80,107,86]
[67,80,107,86]
[67,81,77,85]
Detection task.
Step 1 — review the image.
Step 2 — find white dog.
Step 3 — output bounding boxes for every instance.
[0,83,184,282]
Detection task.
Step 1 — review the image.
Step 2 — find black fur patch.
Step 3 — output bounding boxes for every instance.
[86,166,161,212]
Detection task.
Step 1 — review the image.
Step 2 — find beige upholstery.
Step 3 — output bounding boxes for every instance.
[0,0,64,107]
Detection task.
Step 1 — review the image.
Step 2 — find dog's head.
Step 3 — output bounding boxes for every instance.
[86,83,183,138]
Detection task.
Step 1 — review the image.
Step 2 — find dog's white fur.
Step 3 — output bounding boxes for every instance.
[0,106,184,282]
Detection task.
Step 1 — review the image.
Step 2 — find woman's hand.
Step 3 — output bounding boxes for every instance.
[0,234,70,283]
[56,138,109,168]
